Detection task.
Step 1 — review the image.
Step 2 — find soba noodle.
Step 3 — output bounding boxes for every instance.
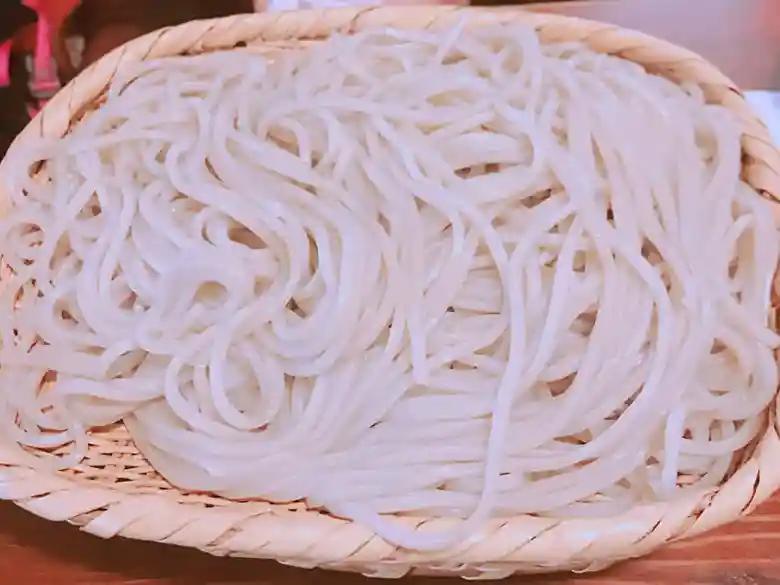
[0,23,777,550]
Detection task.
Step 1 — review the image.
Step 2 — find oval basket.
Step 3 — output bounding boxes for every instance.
[2,6,780,579]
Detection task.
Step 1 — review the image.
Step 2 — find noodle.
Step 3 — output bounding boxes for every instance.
[0,23,777,550]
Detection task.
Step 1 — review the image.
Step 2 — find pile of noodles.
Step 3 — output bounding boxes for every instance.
[0,22,777,550]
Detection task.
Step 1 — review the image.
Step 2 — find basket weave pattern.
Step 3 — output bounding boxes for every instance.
[1,7,780,578]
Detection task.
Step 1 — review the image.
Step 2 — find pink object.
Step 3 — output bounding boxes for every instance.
[22,0,59,99]
[0,40,11,88]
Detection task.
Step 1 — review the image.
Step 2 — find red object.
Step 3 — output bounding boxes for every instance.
[0,40,11,87]
[23,0,59,99]
[15,0,79,52]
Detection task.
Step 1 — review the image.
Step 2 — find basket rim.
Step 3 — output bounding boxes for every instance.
[1,6,780,577]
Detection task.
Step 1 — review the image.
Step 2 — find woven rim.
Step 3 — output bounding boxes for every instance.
[2,6,780,578]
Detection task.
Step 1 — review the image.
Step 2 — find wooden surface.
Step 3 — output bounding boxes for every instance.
[4,0,780,584]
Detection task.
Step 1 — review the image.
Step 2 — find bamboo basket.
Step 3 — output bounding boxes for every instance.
[2,6,780,579]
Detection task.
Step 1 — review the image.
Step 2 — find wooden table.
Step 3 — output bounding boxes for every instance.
[4,0,780,584]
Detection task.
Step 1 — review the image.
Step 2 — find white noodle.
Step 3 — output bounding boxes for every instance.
[0,23,777,550]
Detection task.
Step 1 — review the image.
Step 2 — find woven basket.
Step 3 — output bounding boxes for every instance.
[2,6,780,579]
